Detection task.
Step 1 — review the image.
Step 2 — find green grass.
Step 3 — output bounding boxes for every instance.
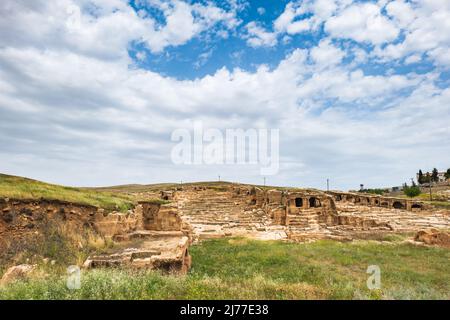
[1,238,449,300]
[0,174,135,212]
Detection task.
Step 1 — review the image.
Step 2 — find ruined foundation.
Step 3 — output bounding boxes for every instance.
[1,184,449,274]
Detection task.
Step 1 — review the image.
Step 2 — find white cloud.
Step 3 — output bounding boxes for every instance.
[310,39,345,68]
[244,21,278,48]
[0,0,239,57]
[325,2,399,45]
[404,54,422,65]
[194,49,213,69]
[376,0,450,67]
[274,2,300,33]
[0,0,449,190]
[386,0,416,28]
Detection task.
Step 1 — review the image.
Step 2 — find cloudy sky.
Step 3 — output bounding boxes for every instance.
[0,0,449,190]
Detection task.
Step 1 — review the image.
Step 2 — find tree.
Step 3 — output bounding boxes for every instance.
[403,183,421,198]
[431,168,439,182]
[425,172,431,183]
[418,170,424,184]
[445,168,450,180]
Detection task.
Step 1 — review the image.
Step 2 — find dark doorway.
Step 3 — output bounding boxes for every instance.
[411,203,422,210]
[309,197,321,208]
[295,198,303,208]
[393,201,405,209]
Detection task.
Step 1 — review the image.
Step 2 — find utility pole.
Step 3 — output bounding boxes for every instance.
[327,179,329,191]
[263,177,266,187]
[429,181,433,202]
[218,175,221,182]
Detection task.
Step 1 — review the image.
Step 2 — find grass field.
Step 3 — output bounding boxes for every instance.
[1,238,448,300]
[0,174,135,212]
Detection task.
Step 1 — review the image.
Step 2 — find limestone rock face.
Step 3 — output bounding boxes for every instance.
[93,211,140,239]
[0,264,36,286]
[415,229,450,247]
[138,202,183,231]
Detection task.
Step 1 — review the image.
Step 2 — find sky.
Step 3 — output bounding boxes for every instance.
[0,0,449,190]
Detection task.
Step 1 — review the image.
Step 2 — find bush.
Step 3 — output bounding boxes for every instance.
[359,188,388,195]
[404,185,421,198]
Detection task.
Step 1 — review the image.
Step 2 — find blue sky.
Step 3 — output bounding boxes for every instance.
[128,0,323,79]
[0,0,449,190]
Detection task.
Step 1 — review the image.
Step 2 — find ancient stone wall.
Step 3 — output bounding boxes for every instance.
[0,198,190,245]
[327,191,430,211]
[92,209,140,239]
[137,202,183,231]
[160,190,175,201]
[0,197,145,244]
[1,197,192,274]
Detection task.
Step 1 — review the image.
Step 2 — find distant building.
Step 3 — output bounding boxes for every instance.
[416,171,448,184]
[437,172,447,182]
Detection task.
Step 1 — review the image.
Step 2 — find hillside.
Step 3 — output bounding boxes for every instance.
[0,174,134,212]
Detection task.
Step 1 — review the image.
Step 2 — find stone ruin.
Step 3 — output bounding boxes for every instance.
[1,184,449,274]
[0,198,191,274]
[327,191,431,211]
[173,185,449,243]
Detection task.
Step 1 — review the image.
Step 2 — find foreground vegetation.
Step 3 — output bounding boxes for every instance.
[0,174,135,212]
[1,238,449,300]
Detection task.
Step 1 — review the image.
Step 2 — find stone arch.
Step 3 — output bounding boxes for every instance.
[393,201,405,209]
[411,203,422,210]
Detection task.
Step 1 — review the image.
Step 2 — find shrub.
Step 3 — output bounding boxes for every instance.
[403,185,421,198]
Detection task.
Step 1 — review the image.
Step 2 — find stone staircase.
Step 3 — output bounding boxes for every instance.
[335,203,450,232]
[176,188,272,240]
[84,230,191,273]
[287,209,322,230]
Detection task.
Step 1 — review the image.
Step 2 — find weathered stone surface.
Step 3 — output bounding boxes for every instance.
[327,191,430,211]
[414,229,450,247]
[1,183,449,276]
[0,264,36,286]
[84,232,191,274]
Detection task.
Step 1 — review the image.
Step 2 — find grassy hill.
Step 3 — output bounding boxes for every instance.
[0,174,135,212]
